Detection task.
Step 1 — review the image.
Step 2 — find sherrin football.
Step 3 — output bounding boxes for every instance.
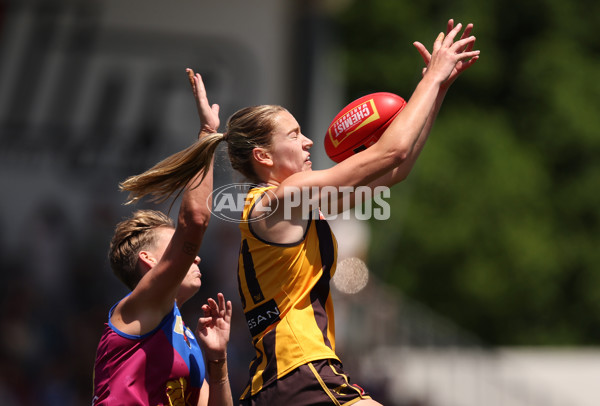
[324,92,406,163]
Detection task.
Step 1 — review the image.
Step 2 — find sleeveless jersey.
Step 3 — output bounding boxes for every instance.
[92,299,206,405]
[237,185,339,399]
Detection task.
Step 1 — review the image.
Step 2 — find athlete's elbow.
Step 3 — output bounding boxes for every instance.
[190,209,211,230]
[179,204,211,232]
[388,146,410,167]
[377,138,410,165]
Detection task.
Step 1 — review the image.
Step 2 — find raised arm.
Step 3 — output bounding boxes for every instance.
[196,293,234,406]
[281,22,478,195]
[188,68,221,137]
[369,19,479,189]
[112,70,220,335]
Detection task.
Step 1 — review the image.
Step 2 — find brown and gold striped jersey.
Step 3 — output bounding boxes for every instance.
[237,185,340,399]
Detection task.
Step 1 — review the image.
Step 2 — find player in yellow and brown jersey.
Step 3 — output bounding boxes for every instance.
[237,184,342,399]
[124,22,479,405]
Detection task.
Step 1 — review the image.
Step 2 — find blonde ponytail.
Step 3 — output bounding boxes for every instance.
[120,132,224,204]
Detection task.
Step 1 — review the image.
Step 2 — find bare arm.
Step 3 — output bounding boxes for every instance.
[364,85,448,191]
[265,22,478,223]
[281,23,477,195]
[251,21,479,244]
[367,20,478,190]
[197,293,234,406]
[112,70,219,335]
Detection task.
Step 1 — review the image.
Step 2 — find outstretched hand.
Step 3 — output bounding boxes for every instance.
[186,68,220,137]
[413,19,479,89]
[195,293,232,362]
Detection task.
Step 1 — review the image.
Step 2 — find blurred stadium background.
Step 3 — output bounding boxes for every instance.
[1,0,599,405]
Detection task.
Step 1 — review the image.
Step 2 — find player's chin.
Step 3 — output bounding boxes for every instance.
[189,282,202,294]
[188,276,202,290]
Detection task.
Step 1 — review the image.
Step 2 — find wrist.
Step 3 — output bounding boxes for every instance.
[440,78,455,92]
[421,71,445,88]
[207,355,229,385]
[198,130,211,140]
[438,84,451,98]
[206,352,227,363]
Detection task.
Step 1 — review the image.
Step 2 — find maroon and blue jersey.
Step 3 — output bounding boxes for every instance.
[92,299,206,405]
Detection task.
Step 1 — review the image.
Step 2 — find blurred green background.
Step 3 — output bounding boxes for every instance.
[335,0,600,345]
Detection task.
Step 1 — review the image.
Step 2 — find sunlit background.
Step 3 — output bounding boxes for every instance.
[1,0,599,405]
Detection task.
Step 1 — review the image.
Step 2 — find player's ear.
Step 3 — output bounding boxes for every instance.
[252,147,273,167]
[138,251,156,270]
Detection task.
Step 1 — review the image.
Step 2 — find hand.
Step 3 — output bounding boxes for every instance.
[413,19,480,89]
[186,68,220,137]
[195,293,232,361]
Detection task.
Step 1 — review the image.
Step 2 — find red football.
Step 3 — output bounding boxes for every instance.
[324,92,406,163]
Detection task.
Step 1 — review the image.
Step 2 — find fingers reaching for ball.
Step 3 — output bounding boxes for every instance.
[413,19,480,87]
